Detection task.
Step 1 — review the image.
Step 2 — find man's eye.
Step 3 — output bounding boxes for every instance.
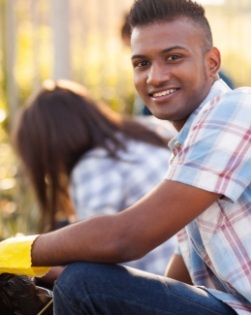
[134,60,149,68]
[167,55,181,61]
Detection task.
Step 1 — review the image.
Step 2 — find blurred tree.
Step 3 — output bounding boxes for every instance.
[2,0,18,131]
[51,0,72,80]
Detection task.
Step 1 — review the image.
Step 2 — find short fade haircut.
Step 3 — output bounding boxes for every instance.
[129,0,213,51]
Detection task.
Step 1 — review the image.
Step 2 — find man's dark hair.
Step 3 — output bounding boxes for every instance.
[129,0,213,51]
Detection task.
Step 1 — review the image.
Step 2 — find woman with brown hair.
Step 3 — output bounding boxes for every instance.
[12,79,176,276]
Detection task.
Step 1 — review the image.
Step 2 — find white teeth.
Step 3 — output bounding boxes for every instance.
[153,89,176,97]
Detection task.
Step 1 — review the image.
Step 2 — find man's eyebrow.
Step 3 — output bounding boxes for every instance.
[131,54,146,61]
[131,46,188,60]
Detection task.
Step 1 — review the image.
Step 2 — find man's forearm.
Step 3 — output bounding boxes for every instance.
[31,214,133,266]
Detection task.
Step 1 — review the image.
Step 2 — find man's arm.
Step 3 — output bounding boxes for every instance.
[165,254,193,285]
[32,179,221,266]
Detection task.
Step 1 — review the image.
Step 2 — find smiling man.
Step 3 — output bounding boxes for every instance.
[130,3,219,130]
[1,0,251,314]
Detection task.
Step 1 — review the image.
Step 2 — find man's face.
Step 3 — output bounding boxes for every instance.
[131,18,220,130]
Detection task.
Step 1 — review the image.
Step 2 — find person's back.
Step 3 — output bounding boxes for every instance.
[71,116,176,274]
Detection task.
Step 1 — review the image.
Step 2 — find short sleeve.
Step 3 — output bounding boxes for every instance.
[166,89,251,202]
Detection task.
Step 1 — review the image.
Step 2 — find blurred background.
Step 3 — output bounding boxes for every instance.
[0,0,251,238]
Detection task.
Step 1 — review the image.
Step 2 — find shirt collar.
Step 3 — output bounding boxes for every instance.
[169,79,232,149]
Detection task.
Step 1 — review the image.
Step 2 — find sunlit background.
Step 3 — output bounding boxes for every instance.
[0,0,251,238]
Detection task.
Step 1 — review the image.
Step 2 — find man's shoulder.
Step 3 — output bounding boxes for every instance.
[206,84,251,111]
[223,86,251,99]
[206,80,251,104]
[233,86,251,95]
[188,84,251,134]
[220,86,251,108]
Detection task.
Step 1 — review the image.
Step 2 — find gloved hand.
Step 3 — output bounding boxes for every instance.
[0,235,51,277]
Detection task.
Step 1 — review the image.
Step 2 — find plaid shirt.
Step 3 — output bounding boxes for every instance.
[70,118,176,275]
[166,79,251,314]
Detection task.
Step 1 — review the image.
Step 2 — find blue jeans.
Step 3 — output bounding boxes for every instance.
[53,262,236,315]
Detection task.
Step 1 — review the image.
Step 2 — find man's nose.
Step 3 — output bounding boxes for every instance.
[146,62,170,85]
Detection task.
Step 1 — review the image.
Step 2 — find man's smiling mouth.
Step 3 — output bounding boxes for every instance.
[151,89,177,98]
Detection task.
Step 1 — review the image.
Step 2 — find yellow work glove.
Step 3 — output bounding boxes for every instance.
[0,235,51,277]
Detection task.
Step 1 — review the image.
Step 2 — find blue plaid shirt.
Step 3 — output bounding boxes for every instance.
[167,79,251,314]
[70,118,176,275]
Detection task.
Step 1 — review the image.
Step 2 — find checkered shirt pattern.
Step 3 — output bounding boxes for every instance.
[166,79,251,314]
[70,120,176,275]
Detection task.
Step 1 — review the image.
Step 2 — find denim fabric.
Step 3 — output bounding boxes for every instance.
[53,262,236,315]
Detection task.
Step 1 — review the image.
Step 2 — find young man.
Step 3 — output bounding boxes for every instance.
[1,0,251,314]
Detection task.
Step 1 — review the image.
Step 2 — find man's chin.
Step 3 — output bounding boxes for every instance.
[151,110,171,120]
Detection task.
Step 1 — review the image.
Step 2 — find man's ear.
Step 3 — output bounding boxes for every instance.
[207,47,221,77]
